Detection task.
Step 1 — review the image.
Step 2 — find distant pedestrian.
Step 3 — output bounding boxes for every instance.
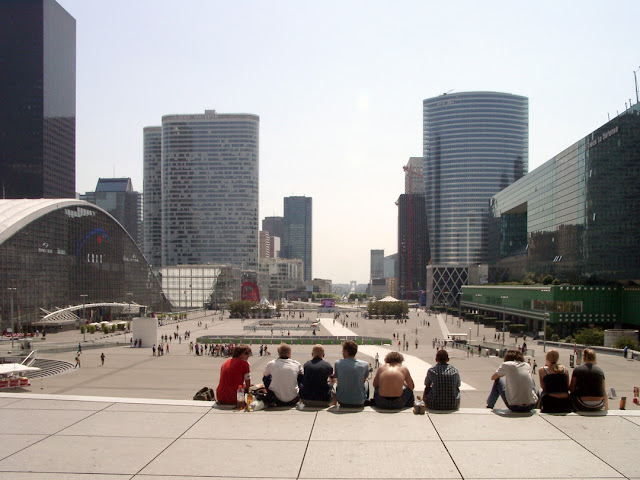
[74,353,81,368]
[100,352,105,366]
[78,343,82,353]
[152,344,156,356]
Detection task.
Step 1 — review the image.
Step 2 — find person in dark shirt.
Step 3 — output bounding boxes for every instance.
[300,344,334,407]
[570,348,608,411]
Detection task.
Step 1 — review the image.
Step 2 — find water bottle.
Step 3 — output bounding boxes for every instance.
[236,385,245,410]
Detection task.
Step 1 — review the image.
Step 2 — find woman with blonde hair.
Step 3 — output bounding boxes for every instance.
[570,348,608,411]
[538,349,571,413]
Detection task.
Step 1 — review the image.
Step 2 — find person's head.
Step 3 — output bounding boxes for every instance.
[583,348,597,363]
[435,349,449,364]
[342,340,358,357]
[232,344,252,358]
[503,349,524,362]
[311,344,325,358]
[384,351,404,365]
[277,343,291,357]
[545,349,564,372]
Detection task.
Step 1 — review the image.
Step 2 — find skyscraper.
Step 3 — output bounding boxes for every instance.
[143,126,162,268]
[282,196,312,281]
[262,216,283,258]
[370,249,384,280]
[423,91,528,306]
[81,178,143,248]
[397,193,428,300]
[143,110,259,270]
[0,0,76,198]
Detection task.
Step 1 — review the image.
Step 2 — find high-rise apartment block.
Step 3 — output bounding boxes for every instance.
[143,110,259,270]
[0,0,76,198]
[81,178,143,248]
[281,196,312,281]
[423,91,528,306]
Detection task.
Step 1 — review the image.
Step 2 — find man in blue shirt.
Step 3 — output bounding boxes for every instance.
[334,340,369,407]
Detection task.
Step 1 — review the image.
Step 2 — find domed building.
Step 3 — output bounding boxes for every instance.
[0,199,169,332]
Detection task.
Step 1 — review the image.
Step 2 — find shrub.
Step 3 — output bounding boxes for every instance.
[573,327,604,346]
[541,274,554,285]
[102,325,109,334]
[87,325,96,334]
[551,334,560,342]
[613,337,640,351]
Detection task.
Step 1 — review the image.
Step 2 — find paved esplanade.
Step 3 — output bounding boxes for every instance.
[320,317,475,391]
[0,392,639,479]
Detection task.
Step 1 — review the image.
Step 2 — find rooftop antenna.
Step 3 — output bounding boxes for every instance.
[443,89,453,96]
[635,67,639,104]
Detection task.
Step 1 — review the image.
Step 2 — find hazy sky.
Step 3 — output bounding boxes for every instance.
[60,0,640,284]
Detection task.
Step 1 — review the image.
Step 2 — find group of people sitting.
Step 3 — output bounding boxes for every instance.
[215,340,461,410]
[214,341,607,413]
[488,348,608,412]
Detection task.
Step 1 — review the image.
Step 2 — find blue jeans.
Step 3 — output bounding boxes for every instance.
[487,377,536,412]
[373,387,414,409]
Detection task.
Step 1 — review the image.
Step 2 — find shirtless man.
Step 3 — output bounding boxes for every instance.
[372,351,415,409]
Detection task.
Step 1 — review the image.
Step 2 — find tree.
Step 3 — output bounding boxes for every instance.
[573,327,604,346]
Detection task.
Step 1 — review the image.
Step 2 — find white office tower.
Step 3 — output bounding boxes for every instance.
[144,110,259,270]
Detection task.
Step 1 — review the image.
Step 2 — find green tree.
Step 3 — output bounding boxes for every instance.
[573,327,604,346]
[613,337,640,351]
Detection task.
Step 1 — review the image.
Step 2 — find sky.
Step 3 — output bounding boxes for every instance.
[60,0,640,285]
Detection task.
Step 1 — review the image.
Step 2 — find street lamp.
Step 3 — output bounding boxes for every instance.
[544,312,549,353]
[474,294,482,336]
[79,294,88,342]
[8,288,16,349]
[500,295,509,350]
[126,292,133,342]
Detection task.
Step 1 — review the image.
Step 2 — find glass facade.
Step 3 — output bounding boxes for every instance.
[0,200,167,332]
[0,0,75,199]
[397,194,429,300]
[282,196,312,281]
[160,265,241,309]
[158,111,259,270]
[490,103,640,282]
[143,126,162,269]
[423,92,528,265]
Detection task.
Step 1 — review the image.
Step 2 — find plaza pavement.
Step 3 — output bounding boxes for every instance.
[2,309,640,478]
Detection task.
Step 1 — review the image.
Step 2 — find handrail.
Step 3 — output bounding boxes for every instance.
[21,350,37,365]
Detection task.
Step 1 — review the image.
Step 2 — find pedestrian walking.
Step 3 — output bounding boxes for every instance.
[100,352,105,366]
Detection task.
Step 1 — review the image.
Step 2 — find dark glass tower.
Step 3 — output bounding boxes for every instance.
[282,196,312,281]
[0,0,76,198]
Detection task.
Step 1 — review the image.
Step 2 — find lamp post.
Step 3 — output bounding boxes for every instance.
[475,294,482,336]
[126,292,133,342]
[8,288,16,349]
[500,295,509,350]
[79,294,88,342]
[544,312,549,353]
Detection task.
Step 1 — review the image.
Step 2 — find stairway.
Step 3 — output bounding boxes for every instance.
[24,358,75,379]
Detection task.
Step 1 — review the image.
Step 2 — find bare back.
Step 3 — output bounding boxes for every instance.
[374,363,414,397]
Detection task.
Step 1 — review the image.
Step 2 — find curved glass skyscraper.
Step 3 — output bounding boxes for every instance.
[423,91,528,265]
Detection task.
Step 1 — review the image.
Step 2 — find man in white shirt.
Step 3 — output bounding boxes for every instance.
[487,349,537,412]
[263,343,304,406]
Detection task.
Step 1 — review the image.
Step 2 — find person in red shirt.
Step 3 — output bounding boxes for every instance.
[216,344,252,404]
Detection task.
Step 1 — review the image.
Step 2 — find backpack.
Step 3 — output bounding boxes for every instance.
[193,387,215,401]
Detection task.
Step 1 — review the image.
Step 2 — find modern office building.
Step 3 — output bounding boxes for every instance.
[0,0,76,199]
[144,110,259,270]
[489,101,640,284]
[81,178,142,248]
[261,216,283,258]
[259,257,304,301]
[281,196,312,281]
[397,193,429,300]
[423,91,528,307]
[370,249,384,280]
[404,156,425,195]
[0,199,168,332]
[143,126,162,269]
[384,253,398,280]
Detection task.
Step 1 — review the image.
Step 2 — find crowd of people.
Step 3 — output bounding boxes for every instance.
[212,341,607,413]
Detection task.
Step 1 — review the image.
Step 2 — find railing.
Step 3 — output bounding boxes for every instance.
[21,350,37,366]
